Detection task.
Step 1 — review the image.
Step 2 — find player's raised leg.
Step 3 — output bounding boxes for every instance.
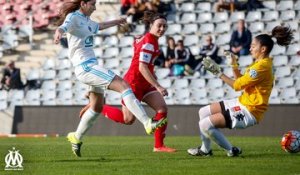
[68,91,103,157]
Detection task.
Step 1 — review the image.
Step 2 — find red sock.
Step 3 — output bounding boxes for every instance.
[154,112,167,148]
[101,105,125,124]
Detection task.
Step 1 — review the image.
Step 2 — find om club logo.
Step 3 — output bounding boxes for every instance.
[4,147,23,171]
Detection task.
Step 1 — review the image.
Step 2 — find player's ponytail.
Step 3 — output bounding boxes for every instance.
[271,25,293,46]
[56,0,91,26]
[255,25,293,54]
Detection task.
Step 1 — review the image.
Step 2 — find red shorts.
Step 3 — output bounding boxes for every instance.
[120,78,157,106]
[129,82,157,101]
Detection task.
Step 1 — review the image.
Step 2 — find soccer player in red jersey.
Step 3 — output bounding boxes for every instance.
[80,11,176,152]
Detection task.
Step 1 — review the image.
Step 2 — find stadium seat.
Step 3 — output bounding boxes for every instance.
[179,2,195,12]
[57,69,73,80]
[229,12,245,23]
[183,34,199,46]
[180,13,197,24]
[41,80,56,91]
[119,58,132,71]
[105,90,121,105]
[57,80,72,92]
[262,11,279,22]
[245,11,262,22]
[196,12,212,23]
[42,59,55,70]
[280,87,297,102]
[215,22,231,34]
[118,36,134,48]
[0,100,8,110]
[223,67,234,78]
[102,35,119,47]
[73,91,89,105]
[74,81,89,92]
[216,33,231,46]
[295,80,300,90]
[208,88,225,102]
[165,23,182,35]
[42,70,56,80]
[57,90,73,105]
[130,24,145,36]
[94,36,102,47]
[289,56,300,67]
[104,58,120,69]
[212,12,228,23]
[158,79,172,89]
[270,88,279,98]
[206,78,223,90]
[190,88,208,104]
[94,49,103,58]
[189,78,206,92]
[275,66,291,78]
[277,0,293,11]
[119,47,133,59]
[0,90,8,101]
[172,35,183,43]
[26,68,40,81]
[262,1,276,10]
[172,79,189,91]
[199,23,214,34]
[189,45,199,56]
[100,26,118,36]
[173,89,190,104]
[295,0,300,10]
[280,10,296,21]
[238,55,253,67]
[57,48,68,59]
[276,77,294,89]
[273,56,288,67]
[195,2,211,12]
[182,24,198,35]
[102,47,119,59]
[286,44,300,55]
[56,59,71,70]
[158,35,167,46]
[155,68,170,79]
[202,71,215,79]
[292,68,300,80]
[270,44,286,56]
[163,89,174,105]
[25,89,41,105]
[285,20,299,32]
[249,22,264,33]
[269,97,281,104]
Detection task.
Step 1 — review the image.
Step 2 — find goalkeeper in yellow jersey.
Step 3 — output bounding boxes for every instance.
[188,25,294,157]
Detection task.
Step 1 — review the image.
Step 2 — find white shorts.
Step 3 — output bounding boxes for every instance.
[74,58,116,94]
[220,98,257,129]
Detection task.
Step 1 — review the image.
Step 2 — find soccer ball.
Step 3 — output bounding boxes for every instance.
[281,130,300,153]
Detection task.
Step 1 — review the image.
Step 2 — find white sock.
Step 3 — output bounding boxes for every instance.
[198,106,212,153]
[201,117,232,151]
[75,108,99,140]
[121,88,149,125]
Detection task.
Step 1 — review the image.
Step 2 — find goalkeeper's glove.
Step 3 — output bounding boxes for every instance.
[202,57,223,77]
[224,51,239,68]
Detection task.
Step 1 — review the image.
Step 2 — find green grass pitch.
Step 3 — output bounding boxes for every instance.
[0,136,299,175]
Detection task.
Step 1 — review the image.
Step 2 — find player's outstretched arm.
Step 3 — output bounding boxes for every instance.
[99,18,127,30]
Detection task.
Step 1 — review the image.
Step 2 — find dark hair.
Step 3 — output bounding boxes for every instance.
[255,25,293,54]
[56,0,92,26]
[142,10,166,30]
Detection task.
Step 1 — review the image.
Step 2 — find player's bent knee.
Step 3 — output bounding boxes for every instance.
[124,117,135,125]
